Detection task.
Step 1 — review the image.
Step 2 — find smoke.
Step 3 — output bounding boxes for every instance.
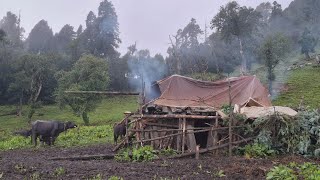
[127,52,168,101]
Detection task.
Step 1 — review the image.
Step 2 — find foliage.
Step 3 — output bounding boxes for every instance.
[259,33,291,96]
[115,146,158,162]
[242,143,276,158]
[221,104,233,115]
[266,165,297,180]
[267,162,320,180]
[108,176,123,180]
[273,67,320,109]
[249,109,320,156]
[214,170,226,178]
[53,167,65,177]
[298,28,318,59]
[159,147,177,156]
[0,125,113,151]
[56,54,109,125]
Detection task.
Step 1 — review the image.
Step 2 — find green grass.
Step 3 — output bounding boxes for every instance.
[273,67,320,109]
[0,125,113,151]
[0,96,138,148]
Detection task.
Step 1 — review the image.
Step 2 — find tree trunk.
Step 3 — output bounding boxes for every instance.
[17,90,23,117]
[238,38,246,74]
[305,52,310,60]
[268,68,273,97]
[82,111,89,125]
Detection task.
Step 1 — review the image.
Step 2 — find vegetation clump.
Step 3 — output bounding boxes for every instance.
[115,146,158,162]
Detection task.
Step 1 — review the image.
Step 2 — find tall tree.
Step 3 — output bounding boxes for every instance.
[56,54,109,125]
[0,11,24,47]
[298,28,318,59]
[259,33,290,96]
[53,24,75,53]
[211,1,261,74]
[27,20,54,53]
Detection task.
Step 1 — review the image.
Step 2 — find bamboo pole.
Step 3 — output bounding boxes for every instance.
[145,123,179,129]
[64,91,139,95]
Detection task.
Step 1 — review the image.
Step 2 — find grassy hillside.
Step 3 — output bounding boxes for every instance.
[0,96,138,138]
[273,66,320,109]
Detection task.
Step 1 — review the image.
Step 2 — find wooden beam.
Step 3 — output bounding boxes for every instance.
[49,154,115,161]
[64,91,140,95]
[169,137,254,159]
[132,114,219,119]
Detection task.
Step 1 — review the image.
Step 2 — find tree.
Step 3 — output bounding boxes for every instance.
[298,28,318,59]
[0,11,24,48]
[9,54,56,118]
[27,20,54,53]
[167,18,203,75]
[211,1,261,74]
[259,33,290,96]
[53,24,75,53]
[56,54,109,125]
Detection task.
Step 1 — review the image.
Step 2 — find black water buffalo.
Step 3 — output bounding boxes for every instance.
[13,129,32,137]
[13,129,52,145]
[31,120,77,146]
[113,122,127,145]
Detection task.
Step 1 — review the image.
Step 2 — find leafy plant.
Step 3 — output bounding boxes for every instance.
[89,174,103,180]
[214,170,226,178]
[159,147,177,156]
[243,143,275,158]
[298,162,320,180]
[108,176,123,180]
[115,146,158,162]
[132,145,158,162]
[53,167,65,176]
[266,165,297,180]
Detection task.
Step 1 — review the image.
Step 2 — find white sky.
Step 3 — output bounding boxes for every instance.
[0,0,292,56]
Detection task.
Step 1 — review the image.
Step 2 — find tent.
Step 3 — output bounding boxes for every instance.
[153,75,272,109]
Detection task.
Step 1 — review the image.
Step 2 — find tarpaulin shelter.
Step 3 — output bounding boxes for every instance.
[153,75,272,109]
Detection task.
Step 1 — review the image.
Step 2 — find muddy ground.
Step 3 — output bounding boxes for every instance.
[0,145,319,180]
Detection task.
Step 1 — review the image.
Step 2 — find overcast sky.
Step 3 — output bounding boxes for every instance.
[0,0,292,56]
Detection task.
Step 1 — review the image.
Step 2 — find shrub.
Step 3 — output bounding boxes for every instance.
[115,146,158,162]
[159,147,177,156]
[267,165,297,180]
[243,143,276,158]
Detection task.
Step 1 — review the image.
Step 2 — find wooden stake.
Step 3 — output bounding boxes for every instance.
[177,118,182,151]
[182,118,186,154]
[195,145,200,160]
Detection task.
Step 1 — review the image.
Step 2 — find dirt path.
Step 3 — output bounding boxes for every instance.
[0,145,318,180]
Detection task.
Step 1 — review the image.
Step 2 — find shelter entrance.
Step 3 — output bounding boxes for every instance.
[194,119,210,148]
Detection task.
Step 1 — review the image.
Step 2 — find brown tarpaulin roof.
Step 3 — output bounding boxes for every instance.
[153,75,271,108]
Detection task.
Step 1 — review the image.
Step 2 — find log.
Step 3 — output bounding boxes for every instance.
[49,154,115,161]
[177,118,182,151]
[64,91,140,95]
[170,137,254,159]
[132,114,218,119]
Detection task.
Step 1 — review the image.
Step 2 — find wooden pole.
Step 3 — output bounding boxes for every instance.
[195,145,200,160]
[213,111,219,155]
[228,76,233,157]
[182,117,186,154]
[132,114,218,119]
[177,118,182,151]
[64,91,139,95]
[170,137,254,159]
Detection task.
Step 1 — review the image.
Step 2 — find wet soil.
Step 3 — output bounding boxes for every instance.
[0,145,318,180]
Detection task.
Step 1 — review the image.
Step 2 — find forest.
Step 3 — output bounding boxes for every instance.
[1,0,319,121]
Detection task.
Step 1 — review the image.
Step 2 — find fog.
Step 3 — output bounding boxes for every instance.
[0,0,292,56]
